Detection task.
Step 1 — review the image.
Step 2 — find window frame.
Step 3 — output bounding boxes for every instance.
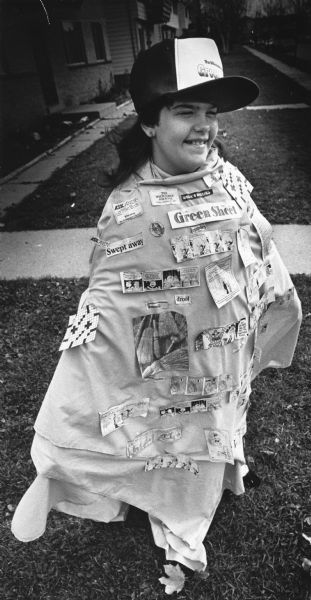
[61,20,87,66]
[91,21,107,62]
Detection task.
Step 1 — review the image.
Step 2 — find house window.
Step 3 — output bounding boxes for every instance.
[172,0,178,14]
[161,26,175,40]
[138,25,146,51]
[91,22,107,61]
[62,21,86,64]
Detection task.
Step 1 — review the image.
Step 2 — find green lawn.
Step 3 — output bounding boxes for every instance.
[1,275,311,600]
[219,108,311,223]
[3,47,311,231]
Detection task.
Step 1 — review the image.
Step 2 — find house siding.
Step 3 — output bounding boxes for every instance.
[51,19,113,108]
[137,1,147,20]
[52,0,114,107]
[105,0,138,77]
[105,0,191,79]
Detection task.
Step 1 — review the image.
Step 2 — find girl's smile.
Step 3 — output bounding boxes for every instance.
[143,101,218,175]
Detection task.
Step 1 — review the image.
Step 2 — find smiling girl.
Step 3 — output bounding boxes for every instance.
[12,38,301,591]
[143,100,218,174]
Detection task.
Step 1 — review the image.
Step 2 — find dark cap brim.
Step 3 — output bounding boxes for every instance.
[170,76,259,113]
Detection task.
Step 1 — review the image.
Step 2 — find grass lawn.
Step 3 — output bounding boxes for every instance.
[1,116,98,180]
[1,275,311,600]
[219,108,311,224]
[2,48,310,231]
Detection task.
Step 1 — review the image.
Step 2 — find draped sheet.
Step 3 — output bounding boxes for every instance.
[12,152,301,571]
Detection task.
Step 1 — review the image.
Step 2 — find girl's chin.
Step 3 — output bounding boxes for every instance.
[184,144,208,156]
[188,155,209,169]
[185,147,209,163]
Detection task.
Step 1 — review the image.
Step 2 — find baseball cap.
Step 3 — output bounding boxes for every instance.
[130,38,259,114]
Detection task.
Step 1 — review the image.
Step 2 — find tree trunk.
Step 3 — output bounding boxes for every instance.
[219,32,230,54]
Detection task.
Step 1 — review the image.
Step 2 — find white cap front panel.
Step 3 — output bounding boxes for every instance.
[175,38,224,91]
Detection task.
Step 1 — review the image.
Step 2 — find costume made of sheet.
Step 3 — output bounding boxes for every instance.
[12,148,301,572]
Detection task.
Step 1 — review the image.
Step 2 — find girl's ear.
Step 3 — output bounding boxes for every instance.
[140,123,155,138]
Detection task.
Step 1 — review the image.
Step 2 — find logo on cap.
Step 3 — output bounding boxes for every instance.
[197,59,222,80]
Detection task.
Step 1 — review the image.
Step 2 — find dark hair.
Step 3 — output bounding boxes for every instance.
[111,95,227,187]
[112,96,173,187]
[111,121,150,188]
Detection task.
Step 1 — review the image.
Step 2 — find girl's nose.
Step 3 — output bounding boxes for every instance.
[193,115,211,132]
[193,122,210,133]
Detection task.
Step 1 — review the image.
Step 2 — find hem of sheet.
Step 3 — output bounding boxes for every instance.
[12,466,245,566]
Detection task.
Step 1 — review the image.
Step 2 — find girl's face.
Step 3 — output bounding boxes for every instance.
[145,101,218,175]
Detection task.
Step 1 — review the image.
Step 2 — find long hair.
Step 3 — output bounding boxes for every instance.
[112,97,171,187]
[111,96,227,188]
[112,118,151,187]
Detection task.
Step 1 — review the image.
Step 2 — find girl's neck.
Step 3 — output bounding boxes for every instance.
[150,146,219,179]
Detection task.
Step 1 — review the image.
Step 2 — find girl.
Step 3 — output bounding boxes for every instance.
[12,38,301,587]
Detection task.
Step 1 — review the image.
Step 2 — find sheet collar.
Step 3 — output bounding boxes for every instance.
[136,146,223,187]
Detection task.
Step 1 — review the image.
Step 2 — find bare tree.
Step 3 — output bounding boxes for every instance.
[263,0,285,16]
[263,0,311,15]
[289,0,311,14]
[199,0,247,53]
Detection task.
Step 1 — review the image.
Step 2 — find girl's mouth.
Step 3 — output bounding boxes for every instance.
[184,139,208,147]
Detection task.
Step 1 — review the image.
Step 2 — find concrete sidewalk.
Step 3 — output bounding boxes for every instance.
[1,225,310,279]
[0,100,135,215]
[244,46,311,93]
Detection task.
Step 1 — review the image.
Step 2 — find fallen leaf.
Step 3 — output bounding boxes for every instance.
[159,564,185,595]
[302,533,311,544]
[302,557,311,574]
[195,569,209,580]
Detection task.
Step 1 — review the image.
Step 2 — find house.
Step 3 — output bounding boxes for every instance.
[0,0,114,137]
[104,0,191,87]
[0,0,191,139]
